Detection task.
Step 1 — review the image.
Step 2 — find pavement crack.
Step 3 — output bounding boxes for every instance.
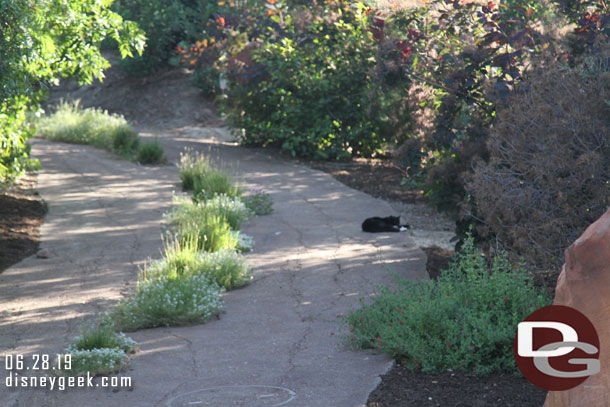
[169,331,198,375]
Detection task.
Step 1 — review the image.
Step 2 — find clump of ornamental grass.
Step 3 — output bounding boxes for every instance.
[35,101,165,164]
[178,149,241,199]
[166,194,252,230]
[144,236,251,289]
[177,214,238,252]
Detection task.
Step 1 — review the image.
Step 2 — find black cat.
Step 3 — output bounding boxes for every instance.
[361,216,410,233]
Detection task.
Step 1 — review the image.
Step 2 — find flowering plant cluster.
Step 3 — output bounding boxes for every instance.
[57,323,138,376]
[108,150,271,330]
[110,275,224,331]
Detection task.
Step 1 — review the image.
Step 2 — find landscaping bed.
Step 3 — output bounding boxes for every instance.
[366,364,547,407]
[0,173,47,273]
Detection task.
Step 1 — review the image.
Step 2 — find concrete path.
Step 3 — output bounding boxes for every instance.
[0,127,427,407]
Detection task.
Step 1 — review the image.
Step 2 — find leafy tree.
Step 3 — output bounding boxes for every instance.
[0,0,145,182]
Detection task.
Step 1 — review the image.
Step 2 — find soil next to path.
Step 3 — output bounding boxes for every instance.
[309,158,424,204]
[0,174,47,273]
[367,364,547,407]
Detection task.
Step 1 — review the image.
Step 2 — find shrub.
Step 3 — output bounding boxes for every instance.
[111,126,140,155]
[179,0,413,160]
[137,139,166,164]
[145,240,250,289]
[466,47,610,283]
[346,234,550,374]
[193,65,222,97]
[167,194,251,230]
[111,0,218,75]
[109,274,223,331]
[242,189,274,216]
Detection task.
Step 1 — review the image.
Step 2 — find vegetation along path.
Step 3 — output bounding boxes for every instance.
[0,65,427,406]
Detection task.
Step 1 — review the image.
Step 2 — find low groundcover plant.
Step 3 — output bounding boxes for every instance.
[57,322,138,376]
[60,348,129,377]
[108,274,224,331]
[346,233,550,375]
[242,188,274,216]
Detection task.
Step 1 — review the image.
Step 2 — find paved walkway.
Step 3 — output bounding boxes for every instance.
[0,127,426,407]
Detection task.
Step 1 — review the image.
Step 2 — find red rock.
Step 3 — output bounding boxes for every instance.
[544,208,610,407]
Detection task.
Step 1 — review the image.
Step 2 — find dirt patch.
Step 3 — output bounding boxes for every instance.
[366,363,547,406]
[309,159,424,204]
[0,173,47,273]
[44,52,222,130]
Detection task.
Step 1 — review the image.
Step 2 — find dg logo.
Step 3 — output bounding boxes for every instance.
[513,305,600,391]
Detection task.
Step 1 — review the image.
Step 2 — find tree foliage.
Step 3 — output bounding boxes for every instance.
[0,0,145,181]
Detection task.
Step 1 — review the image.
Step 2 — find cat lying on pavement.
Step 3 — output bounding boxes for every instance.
[361,216,410,233]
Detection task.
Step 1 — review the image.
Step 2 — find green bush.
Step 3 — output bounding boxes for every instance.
[58,322,138,376]
[167,194,252,230]
[111,0,218,75]
[192,171,241,201]
[179,149,211,191]
[235,232,254,253]
[145,238,250,289]
[346,234,550,374]
[224,2,400,159]
[179,0,412,160]
[137,139,166,164]
[193,65,222,97]
[111,126,140,155]
[109,274,223,331]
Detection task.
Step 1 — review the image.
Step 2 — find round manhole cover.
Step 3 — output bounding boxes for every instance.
[167,385,297,407]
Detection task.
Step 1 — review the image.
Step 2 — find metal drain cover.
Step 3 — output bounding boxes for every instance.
[166,385,297,407]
